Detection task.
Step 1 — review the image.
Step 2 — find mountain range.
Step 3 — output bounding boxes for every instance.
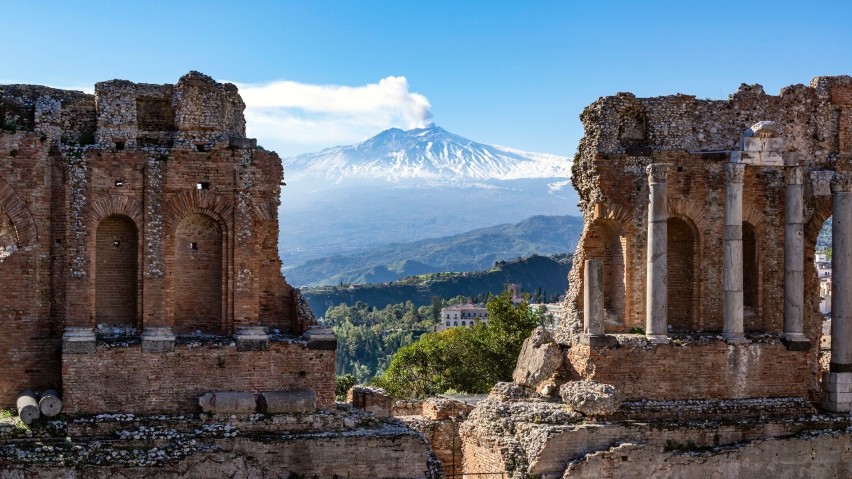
[278,125,578,269]
[282,124,571,183]
[284,215,584,287]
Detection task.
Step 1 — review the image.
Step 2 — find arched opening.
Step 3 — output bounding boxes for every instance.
[583,219,628,327]
[743,222,759,317]
[0,209,18,262]
[173,213,223,334]
[667,217,697,331]
[95,215,138,326]
[816,216,833,350]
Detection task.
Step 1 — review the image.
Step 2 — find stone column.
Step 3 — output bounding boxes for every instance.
[824,174,852,412]
[583,258,617,347]
[645,163,669,344]
[782,167,810,350]
[723,163,748,343]
[584,259,604,336]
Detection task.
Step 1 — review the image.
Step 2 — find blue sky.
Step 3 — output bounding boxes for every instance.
[3,1,852,157]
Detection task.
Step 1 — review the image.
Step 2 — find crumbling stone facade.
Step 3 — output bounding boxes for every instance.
[0,72,332,413]
[559,76,852,408]
[458,77,852,478]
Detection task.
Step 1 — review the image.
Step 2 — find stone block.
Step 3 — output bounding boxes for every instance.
[62,327,96,354]
[258,390,316,414]
[198,391,258,414]
[579,334,618,348]
[235,326,269,352]
[305,326,337,350]
[347,386,392,418]
[141,327,175,353]
[513,327,563,389]
[560,380,622,416]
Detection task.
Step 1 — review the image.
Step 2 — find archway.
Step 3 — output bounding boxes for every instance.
[173,213,223,334]
[667,217,697,331]
[584,219,627,326]
[95,215,138,326]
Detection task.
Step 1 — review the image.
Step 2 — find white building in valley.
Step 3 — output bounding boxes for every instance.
[437,304,488,331]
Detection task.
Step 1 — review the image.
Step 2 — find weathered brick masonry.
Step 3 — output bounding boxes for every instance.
[558,77,852,402]
[0,72,332,412]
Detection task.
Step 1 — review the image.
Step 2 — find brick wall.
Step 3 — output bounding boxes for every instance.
[0,73,321,409]
[62,340,335,414]
[94,215,139,326]
[566,341,811,401]
[172,213,223,334]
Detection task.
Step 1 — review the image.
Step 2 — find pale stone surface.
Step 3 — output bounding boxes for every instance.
[584,259,605,336]
[822,372,852,412]
[258,390,316,414]
[513,327,563,389]
[62,327,96,354]
[723,163,746,343]
[559,381,622,416]
[16,390,39,425]
[234,326,269,351]
[488,381,531,401]
[141,327,176,353]
[783,167,809,347]
[831,182,852,372]
[645,163,669,343]
[198,391,257,414]
[38,389,62,417]
[562,432,852,479]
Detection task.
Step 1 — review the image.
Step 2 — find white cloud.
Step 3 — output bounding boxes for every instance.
[234,76,433,156]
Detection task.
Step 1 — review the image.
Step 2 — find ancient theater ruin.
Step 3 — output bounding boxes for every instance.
[0,72,336,414]
[457,77,852,477]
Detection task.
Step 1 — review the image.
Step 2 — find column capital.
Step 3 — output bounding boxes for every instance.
[831,173,852,194]
[726,162,746,184]
[646,163,670,184]
[785,166,804,186]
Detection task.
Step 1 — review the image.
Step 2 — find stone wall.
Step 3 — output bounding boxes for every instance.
[561,77,852,347]
[564,432,852,479]
[62,339,335,414]
[0,72,327,411]
[0,410,440,479]
[566,338,813,401]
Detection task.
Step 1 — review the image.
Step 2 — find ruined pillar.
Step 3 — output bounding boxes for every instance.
[584,259,604,336]
[584,258,617,347]
[645,163,669,344]
[782,167,810,350]
[824,174,852,412]
[723,163,748,344]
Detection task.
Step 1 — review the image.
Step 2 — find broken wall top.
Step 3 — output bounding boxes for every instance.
[579,75,852,165]
[1,71,248,150]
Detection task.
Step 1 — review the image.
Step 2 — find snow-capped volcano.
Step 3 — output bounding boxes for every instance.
[281,125,571,182]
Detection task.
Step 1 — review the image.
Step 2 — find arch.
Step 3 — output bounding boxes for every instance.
[89,195,144,230]
[172,212,224,334]
[583,218,628,327]
[0,179,36,246]
[95,215,138,326]
[667,216,699,331]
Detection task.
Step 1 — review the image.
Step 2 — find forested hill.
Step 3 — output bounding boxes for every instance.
[284,215,583,287]
[302,253,571,316]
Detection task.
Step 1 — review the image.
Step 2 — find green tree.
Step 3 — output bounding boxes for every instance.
[375,291,539,399]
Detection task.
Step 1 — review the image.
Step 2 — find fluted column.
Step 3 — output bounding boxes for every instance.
[824,174,852,412]
[782,167,810,350]
[645,163,669,344]
[723,163,748,343]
